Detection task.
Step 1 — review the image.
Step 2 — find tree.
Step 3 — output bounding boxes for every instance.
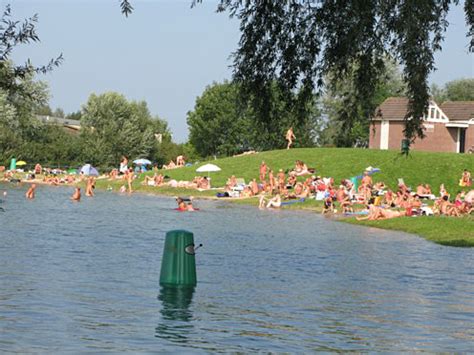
[321,58,406,147]
[0,61,52,164]
[444,78,474,101]
[121,0,473,153]
[187,81,322,157]
[187,81,253,157]
[0,5,62,103]
[430,78,474,103]
[80,92,169,168]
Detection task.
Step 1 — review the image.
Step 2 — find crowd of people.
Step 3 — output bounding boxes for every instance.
[1,151,472,220]
[221,159,473,220]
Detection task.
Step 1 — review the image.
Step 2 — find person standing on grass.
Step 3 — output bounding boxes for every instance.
[119,156,128,175]
[285,127,296,149]
[259,161,267,182]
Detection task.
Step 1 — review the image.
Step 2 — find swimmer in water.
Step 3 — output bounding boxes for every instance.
[71,187,81,201]
[176,197,187,211]
[25,183,36,199]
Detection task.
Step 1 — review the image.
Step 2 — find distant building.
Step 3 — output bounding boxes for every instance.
[36,115,81,134]
[369,97,474,153]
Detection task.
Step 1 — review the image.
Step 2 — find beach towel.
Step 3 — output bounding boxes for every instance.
[281,198,306,206]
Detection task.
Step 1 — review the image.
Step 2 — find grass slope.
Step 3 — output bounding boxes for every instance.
[96,148,473,246]
[148,148,472,195]
[343,216,474,247]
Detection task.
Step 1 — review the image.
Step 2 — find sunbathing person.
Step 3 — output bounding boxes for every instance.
[361,171,373,188]
[295,161,311,176]
[357,205,406,220]
[241,186,253,198]
[226,175,237,190]
[197,176,209,190]
[163,160,176,170]
[460,169,472,187]
[439,183,449,198]
[250,179,259,195]
[176,155,185,167]
[340,194,354,213]
[336,185,346,203]
[34,163,42,175]
[143,174,156,186]
[268,170,275,192]
[267,194,282,208]
[109,168,118,180]
[277,169,286,189]
[25,184,36,199]
[437,195,459,216]
[294,182,303,196]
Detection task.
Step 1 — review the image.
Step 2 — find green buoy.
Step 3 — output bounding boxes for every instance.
[160,230,200,287]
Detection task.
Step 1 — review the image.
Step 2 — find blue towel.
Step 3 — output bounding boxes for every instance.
[281,198,306,206]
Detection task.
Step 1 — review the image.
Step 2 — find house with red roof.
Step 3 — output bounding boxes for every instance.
[369,97,474,153]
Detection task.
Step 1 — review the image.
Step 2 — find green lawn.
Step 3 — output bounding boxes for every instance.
[128,147,471,195]
[93,147,473,246]
[343,216,474,247]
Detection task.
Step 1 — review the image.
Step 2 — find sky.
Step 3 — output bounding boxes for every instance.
[8,0,474,142]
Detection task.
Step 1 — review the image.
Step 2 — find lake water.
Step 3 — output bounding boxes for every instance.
[0,185,473,352]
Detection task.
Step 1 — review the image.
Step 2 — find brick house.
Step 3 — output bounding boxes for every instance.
[369,97,474,153]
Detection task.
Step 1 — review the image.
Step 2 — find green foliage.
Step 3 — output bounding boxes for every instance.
[430,78,474,103]
[187,81,322,157]
[0,5,62,95]
[187,81,251,157]
[80,92,170,168]
[187,1,472,148]
[443,78,474,101]
[321,58,406,147]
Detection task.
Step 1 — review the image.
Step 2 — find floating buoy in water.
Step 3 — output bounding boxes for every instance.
[160,230,201,287]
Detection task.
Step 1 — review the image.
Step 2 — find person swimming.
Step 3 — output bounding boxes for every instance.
[25,184,36,199]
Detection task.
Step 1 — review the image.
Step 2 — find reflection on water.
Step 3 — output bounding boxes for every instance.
[156,286,195,343]
[0,185,473,352]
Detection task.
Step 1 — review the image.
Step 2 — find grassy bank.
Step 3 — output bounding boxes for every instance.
[94,147,473,246]
[343,216,474,247]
